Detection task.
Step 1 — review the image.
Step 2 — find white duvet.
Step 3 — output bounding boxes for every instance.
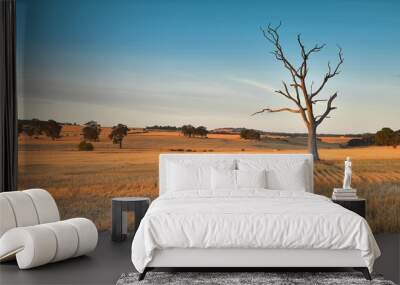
[131,190,380,273]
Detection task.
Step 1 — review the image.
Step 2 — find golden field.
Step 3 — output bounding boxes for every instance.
[18,126,400,233]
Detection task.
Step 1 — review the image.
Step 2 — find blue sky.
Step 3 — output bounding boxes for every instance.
[17,0,400,133]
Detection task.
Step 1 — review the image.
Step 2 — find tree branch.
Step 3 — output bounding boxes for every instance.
[305,43,326,57]
[315,115,331,120]
[275,81,300,105]
[261,23,301,78]
[252,107,303,116]
[297,34,307,76]
[275,81,309,125]
[315,93,338,125]
[312,99,329,104]
[297,34,326,77]
[311,46,344,98]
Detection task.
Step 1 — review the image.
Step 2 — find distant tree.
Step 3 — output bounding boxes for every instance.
[181,125,196,138]
[82,121,101,141]
[392,132,400,148]
[42,120,62,140]
[78,140,94,151]
[346,135,375,147]
[109,124,129,149]
[145,125,178,131]
[194,126,208,138]
[23,118,43,137]
[240,129,261,140]
[23,126,34,137]
[18,119,62,139]
[375,128,396,146]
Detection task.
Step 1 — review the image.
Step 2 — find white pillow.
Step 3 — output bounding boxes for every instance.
[211,169,267,190]
[238,159,308,191]
[167,163,207,191]
[267,164,307,191]
[167,160,235,192]
[236,169,267,189]
[211,168,236,190]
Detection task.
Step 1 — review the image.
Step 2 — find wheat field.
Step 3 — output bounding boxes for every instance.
[18,126,400,233]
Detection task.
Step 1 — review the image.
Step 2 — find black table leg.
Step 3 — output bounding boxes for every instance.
[112,201,123,241]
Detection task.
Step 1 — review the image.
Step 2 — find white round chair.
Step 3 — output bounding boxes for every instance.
[0,189,98,269]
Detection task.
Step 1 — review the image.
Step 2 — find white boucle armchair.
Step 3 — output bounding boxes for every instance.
[0,189,98,269]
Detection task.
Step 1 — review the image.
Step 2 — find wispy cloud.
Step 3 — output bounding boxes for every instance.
[230,77,276,93]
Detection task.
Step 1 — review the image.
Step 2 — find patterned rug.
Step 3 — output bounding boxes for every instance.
[116,271,396,285]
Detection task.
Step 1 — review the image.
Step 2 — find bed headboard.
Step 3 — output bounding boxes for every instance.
[159,153,314,195]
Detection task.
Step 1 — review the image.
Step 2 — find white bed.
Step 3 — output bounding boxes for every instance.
[131,154,380,280]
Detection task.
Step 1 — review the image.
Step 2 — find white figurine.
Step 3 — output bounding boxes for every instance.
[343,156,352,189]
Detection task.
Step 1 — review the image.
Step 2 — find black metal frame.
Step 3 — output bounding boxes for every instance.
[138,267,372,281]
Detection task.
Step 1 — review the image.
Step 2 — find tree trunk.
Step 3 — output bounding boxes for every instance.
[119,141,122,149]
[308,126,320,161]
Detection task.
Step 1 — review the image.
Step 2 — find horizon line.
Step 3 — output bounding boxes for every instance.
[18,117,399,136]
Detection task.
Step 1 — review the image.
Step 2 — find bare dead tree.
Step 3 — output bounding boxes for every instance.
[253,23,343,161]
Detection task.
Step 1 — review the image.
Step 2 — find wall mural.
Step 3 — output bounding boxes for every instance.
[17,0,399,232]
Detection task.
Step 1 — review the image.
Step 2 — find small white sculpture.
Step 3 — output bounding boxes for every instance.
[343,156,352,189]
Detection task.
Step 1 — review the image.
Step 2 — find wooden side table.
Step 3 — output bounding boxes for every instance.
[111,197,150,242]
[332,198,366,218]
